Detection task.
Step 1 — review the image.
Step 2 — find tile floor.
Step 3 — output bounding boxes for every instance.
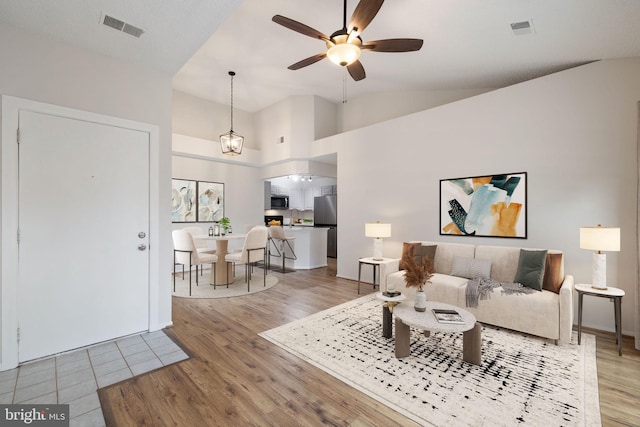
[0,330,188,427]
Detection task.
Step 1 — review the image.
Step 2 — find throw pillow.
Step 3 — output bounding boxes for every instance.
[399,243,437,270]
[542,252,563,293]
[399,242,420,270]
[514,249,548,291]
[450,256,491,279]
[419,244,437,267]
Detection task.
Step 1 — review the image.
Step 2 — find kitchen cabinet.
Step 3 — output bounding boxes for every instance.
[288,187,322,210]
[304,187,321,210]
[289,188,303,210]
[321,185,337,195]
[264,181,271,210]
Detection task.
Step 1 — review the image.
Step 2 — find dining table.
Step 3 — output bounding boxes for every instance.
[194,233,246,286]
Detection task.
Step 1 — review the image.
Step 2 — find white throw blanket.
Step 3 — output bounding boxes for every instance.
[465,277,536,308]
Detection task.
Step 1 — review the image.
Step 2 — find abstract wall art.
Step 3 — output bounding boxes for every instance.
[171,179,196,222]
[196,181,224,222]
[440,172,527,238]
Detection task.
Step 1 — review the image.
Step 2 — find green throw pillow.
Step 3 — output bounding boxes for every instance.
[514,249,548,291]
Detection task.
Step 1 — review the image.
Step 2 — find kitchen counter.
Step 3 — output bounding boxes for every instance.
[270,226,328,269]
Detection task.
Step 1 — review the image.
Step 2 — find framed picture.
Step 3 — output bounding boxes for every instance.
[171,179,196,222]
[197,181,224,222]
[440,172,527,238]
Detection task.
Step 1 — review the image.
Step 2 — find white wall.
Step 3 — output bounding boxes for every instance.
[0,22,174,365]
[340,88,495,132]
[324,58,640,336]
[171,156,264,235]
[173,90,257,149]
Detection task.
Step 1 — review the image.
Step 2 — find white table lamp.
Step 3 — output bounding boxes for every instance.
[580,225,620,290]
[365,222,391,261]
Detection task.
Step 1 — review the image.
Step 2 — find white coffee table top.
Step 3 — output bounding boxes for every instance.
[394,301,476,333]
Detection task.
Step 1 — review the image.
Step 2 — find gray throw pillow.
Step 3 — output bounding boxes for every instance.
[514,249,548,291]
[450,256,491,279]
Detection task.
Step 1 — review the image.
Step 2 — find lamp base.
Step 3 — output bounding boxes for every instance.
[591,252,607,290]
[372,238,383,261]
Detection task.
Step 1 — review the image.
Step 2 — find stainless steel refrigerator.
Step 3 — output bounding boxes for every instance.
[314,195,337,258]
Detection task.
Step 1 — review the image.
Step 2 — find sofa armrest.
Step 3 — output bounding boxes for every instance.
[380,258,401,290]
[558,274,574,344]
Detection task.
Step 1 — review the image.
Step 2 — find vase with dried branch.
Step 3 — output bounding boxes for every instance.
[403,255,434,311]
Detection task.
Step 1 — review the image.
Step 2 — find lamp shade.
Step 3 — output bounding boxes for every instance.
[365,222,391,238]
[580,225,620,252]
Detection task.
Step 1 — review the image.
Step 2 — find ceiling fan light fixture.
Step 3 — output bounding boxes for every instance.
[327,42,361,66]
[220,71,243,156]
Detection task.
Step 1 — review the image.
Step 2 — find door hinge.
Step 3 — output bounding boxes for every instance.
[17,229,20,244]
[16,128,20,144]
[17,327,20,343]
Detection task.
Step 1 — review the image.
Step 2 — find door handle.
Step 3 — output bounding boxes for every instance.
[138,244,147,251]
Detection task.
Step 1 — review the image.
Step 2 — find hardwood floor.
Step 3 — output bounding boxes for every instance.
[99,261,640,426]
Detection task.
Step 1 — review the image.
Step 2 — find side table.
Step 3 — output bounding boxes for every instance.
[375,292,406,338]
[575,283,625,356]
[357,257,395,294]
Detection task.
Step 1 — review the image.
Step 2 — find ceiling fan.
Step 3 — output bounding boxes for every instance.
[272,0,423,81]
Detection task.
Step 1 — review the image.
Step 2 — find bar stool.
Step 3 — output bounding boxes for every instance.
[269,226,297,273]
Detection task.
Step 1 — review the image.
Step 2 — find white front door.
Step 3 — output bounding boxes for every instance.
[17,110,150,362]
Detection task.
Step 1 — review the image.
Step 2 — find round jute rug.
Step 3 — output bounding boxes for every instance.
[172,267,278,299]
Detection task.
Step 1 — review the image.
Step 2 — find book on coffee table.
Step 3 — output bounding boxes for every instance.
[432,308,465,324]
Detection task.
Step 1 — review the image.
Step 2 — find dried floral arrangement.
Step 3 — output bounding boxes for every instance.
[403,255,434,291]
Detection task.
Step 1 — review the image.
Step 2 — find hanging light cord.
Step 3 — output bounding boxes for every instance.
[229,71,235,132]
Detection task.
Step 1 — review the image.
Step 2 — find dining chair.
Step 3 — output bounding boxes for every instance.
[225,226,269,291]
[172,229,217,296]
[183,226,216,276]
[268,226,297,273]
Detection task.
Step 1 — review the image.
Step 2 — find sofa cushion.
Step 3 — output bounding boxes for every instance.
[514,249,548,291]
[474,245,521,282]
[450,256,491,279]
[542,252,563,293]
[421,242,475,275]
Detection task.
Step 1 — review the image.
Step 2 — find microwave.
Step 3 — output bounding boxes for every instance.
[271,195,289,209]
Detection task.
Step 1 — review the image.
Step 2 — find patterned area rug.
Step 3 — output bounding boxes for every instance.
[260,294,600,426]
[172,267,277,298]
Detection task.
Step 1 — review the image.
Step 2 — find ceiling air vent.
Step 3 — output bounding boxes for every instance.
[101,14,144,38]
[510,20,535,35]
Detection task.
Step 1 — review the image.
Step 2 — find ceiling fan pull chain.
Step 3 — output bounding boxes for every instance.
[342,68,348,104]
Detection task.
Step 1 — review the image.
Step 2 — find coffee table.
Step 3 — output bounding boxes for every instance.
[393,301,482,365]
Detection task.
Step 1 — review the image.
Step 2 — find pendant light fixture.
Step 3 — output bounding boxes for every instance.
[220,71,244,156]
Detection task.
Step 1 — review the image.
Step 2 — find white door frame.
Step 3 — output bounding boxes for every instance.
[1,95,163,371]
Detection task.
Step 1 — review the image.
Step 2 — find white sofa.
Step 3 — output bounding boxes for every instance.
[382,242,574,344]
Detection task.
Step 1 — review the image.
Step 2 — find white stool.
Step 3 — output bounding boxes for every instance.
[268,226,297,273]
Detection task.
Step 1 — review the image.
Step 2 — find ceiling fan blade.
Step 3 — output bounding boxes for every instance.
[348,0,384,33]
[288,52,327,70]
[347,60,366,81]
[272,15,329,42]
[362,38,424,52]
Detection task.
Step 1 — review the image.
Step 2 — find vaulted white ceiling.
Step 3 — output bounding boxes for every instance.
[2,0,640,113]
